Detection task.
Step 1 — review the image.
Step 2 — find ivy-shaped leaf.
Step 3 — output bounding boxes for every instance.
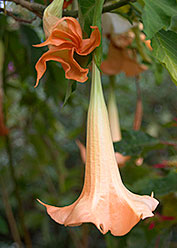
[142,0,177,39]
[152,29,177,86]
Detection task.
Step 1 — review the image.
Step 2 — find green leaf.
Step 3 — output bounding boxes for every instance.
[78,0,104,35]
[132,170,177,196]
[63,80,77,106]
[152,29,177,86]
[142,0,177,39]
[20,25,43,70]
[0,216,8,235]
[113,130,159,156]
[78,0,104,66]
[169,16,177,33]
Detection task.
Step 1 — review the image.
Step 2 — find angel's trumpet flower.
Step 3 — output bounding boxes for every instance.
[107,81,130,166]
[38,61,158,236]
[34,17,100,87]
[76,80,129,167]
[108,84,122,143]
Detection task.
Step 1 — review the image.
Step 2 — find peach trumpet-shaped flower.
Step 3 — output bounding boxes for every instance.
[34,17,101,87]
[108,84,122,142]
[76,81,130,167]
[108,85,131,166]
[76,139,130,168]
[38,61,158,236]
[75,87,130,167]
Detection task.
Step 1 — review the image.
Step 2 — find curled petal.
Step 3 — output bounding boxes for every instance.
[34,17,101,84]
[35,49,88,87]
[101,43,147,76]
[78,26,101,55]
[52,17,83,45]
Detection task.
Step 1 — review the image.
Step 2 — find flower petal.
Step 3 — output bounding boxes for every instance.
[78,26,101,55]
[54,17,82,44]
[35,48,88,87]
[101,43,147,76]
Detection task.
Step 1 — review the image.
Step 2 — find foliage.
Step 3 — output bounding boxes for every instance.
[114,130,159,157]
[152,30,177,86]
[142,0,177,39]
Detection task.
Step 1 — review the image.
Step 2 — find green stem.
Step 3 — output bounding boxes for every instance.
[133,26,151,63]
[103,0,136,13]
[4,0,136,19]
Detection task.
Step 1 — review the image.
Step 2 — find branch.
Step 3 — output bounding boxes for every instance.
[0,7,37,23]
[4,0,136,19]
[103,0,136,13]
[6,0,44,17]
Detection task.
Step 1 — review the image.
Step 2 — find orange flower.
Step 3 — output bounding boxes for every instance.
[34,17,101,87]
[101,35,147,76]
[38,61,158,236]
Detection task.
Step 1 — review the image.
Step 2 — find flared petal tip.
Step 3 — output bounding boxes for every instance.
[34,81,39,88]
[37,199,47,207]
[33,43,47,48]
[141,196,159,220]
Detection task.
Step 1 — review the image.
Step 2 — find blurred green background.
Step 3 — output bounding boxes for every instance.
[0,5,177,248]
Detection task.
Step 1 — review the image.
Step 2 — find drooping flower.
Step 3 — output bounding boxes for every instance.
[101,13,147,76]
[108,82,130,166]
[34,17,101,87]
[102,13,135,36]
[38,61,158,236]
[101,34,147,76]
[108,84,121,142]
